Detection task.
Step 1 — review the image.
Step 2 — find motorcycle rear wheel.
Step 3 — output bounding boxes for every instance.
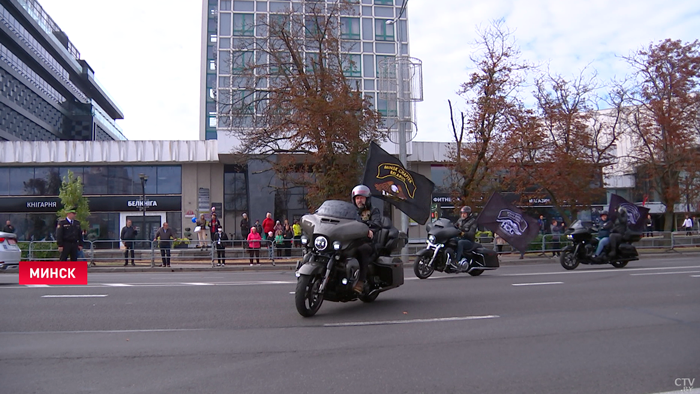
[295,274,324,317]
[560,250,579,270]
[413,256,435,279]
[468,269,484,276]
[611,261,628,268]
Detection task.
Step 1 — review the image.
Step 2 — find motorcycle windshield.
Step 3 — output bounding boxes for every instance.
[314,200,358,220]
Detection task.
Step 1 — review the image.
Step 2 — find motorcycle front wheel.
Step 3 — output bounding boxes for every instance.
[560,250,579,270]
[295,274,324,317]
[413,255,435,279]
[611,261,628,268]
[468,269,484,276]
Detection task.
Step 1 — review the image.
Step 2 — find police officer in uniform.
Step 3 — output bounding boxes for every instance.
[56,208,84,261]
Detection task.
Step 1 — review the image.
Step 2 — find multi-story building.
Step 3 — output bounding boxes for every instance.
[198,0,413,232]
[199,0,410,142]
[0,0,125,141]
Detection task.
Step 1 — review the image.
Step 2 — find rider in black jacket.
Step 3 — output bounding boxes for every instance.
[608,207,629,258]
[351,185,382,294]
[455,206,478,265]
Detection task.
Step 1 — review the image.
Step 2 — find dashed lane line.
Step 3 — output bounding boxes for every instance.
[324,315,500,327]
[512,281,564,287]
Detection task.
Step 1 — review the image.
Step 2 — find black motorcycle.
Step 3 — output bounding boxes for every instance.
[413,218,499,279]
[294,200,406,317]
[560,220,641,270]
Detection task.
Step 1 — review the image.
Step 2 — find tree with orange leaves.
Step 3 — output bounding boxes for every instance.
[219,1,386,209]
[620,39,700,232]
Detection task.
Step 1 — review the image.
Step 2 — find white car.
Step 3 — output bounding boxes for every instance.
[0,232,21,270]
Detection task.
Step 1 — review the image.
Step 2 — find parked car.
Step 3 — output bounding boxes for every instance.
[0,231,21,270]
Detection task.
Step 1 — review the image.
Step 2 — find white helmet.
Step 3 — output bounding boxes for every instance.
[351,185,371,200]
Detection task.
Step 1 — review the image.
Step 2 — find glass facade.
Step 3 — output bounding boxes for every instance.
[0,166,181,196]
[0,165,182,241]
[203,0,410,140]
[223,165,249,239]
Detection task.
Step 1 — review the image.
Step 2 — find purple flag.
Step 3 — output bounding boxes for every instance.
[477,192,539,253]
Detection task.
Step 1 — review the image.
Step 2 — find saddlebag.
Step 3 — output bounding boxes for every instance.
[618,243,638,256]
[473,248,500,268]
[373,256,404,287]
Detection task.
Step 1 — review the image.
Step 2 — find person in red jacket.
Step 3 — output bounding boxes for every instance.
[246,227,262,266]
[262,212,274,240]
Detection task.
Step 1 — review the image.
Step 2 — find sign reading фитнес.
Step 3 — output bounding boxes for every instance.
[19,262,88,285]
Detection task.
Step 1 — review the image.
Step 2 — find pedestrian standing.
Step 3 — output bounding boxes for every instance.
[56,208,84,261]
[2,220,14,233]
[247,227,261,266]
[240,213,250,241]
[682,214,693,236]
[550,219,561,256]
[293,220,302,247]
[120,219,138,266]
[274,229,284,258]
[209,213,221,248]
[283,223,294,257]
[262,213,274,240]
[213,227,229,266]
[267,231,276,266]
[494,232,506,253]
[645,214,653,237]
[254,220,262,236]
[153,222,175,267]
[195,214,208,248]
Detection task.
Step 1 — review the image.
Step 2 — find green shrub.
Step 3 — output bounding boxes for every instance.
[29,242,60,260]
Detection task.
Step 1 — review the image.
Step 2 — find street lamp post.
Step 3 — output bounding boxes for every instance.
[139,173,148,246]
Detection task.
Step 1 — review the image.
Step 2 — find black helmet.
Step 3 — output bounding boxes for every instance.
[600,210,608,216]
[460,206,472,214]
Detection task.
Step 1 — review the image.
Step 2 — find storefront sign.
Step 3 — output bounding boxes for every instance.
[0,196,181,212]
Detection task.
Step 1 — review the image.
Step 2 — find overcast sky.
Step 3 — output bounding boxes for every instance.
[38,0,700,143]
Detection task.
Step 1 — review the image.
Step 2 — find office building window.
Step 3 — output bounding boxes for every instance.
[340,17,361,40]
[374,19,394,41]
[233,13,254,36]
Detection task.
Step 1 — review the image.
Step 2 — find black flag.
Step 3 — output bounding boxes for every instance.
[477,192,539,254]
[608,194,650,232]
[362,141,435,224]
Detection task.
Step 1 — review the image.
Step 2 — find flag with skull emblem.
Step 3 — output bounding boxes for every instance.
[477,192,539,253]
[362,141,435,224]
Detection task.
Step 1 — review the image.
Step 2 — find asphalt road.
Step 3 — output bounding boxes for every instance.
[1,255,699,394]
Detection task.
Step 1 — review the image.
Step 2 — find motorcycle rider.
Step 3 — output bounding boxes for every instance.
[455,206,478,267]
[351,185,383,294]
[608,206,629,258]
[593,211,613,259]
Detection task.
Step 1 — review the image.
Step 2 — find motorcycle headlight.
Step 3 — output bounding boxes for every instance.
[301,235,308,245]
[314,236,328,251]
[333,241,341,250]
[567,234,573,240]
[428,234,436,243]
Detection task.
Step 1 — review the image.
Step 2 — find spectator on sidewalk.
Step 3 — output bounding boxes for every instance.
[154,222,175,267]
[645,214,653,237]
[262,213,274,240]
[2,220,14,233]
[293,220,302,247]
[682,214,693,236]
[247,227,261,266]
[213,227,229,266]
[120,219,137,266]
[195,214,208,248]
[240,213,250,240]
[550,219,561,257]
[254,220,262,236]
[267,231,277,266]
[274,229,284,258]
[283,222,294,257]
[208,214,222,248]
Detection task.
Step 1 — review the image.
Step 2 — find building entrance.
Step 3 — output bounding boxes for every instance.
[126,215,162,248]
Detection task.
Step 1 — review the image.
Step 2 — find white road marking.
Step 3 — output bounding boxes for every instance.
[289,291,295,294]
[691,275,700,278]
[103,283,133,287]
[512,281,564,287]
[182,282,214,286]
[41,295,108,298]
[25,284,50,287]
[630,270,700,276]
[4,328,206,335]
[324,315,499,327]
[7,280,296,289]
[502,265,700,277]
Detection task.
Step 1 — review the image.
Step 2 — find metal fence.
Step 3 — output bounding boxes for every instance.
[17,231,699,268]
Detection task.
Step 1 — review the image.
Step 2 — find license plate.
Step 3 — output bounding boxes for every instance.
[7,239,16,245]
